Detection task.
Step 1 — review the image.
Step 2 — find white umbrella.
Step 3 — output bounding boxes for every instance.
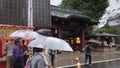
[10,30,46,39]
[87,39,101,44]
[28,37,73,51]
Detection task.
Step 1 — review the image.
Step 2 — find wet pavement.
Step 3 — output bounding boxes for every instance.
[64,59,120,68]
[55,50,120,68]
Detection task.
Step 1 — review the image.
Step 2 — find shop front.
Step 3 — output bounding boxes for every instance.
[0,24,33,68]
[87,32,120,51]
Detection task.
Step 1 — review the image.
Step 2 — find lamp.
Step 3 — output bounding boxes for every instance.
[76,37,80,44]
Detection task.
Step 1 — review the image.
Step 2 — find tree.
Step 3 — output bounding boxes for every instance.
[93,24,118,35]
[60,0,109,35]
[60,0,108,21]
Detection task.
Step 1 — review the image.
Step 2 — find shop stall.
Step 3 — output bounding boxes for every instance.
[87,32,120,51]
[0,24,33,68]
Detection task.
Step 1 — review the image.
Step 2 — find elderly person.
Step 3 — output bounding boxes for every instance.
[12,38,24,68]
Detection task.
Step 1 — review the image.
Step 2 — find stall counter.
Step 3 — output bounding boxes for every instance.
[0,58,6,68]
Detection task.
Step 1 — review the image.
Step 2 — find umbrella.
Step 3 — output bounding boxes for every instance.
[10,30,46,39]
[87,39,101,44]
[37,29,51,33]
[28,37,73,51]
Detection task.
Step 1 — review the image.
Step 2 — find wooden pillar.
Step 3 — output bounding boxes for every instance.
[75,27,86,51]
[80,28,85,51]
[58,28,62,38]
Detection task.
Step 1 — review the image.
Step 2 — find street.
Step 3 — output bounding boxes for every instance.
[63,59,120,68]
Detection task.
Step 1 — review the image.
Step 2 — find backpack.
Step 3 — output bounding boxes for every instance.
[85,45,92,53]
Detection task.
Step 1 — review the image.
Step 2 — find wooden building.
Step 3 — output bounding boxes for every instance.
[51,5,98,51]
[0,0,51,28]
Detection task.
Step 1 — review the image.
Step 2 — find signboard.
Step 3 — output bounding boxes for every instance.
[0,24,33,57]
[0,24,33,38]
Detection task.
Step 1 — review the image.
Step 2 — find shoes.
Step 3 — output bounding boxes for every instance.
[89,64,92,66]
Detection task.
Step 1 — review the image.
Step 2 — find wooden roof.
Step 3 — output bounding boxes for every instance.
[95,33,120,37]
[51,5,99,25]
[87,32,120,37]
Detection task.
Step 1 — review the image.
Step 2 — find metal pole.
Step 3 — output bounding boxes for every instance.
[28,0,33,27]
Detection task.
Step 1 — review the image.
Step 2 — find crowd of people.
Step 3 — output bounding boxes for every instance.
[4,38,57,68]
[4,37,94,68]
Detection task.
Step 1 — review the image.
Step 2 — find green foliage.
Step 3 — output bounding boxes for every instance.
[61,0,109,21]
[60,0,109,35]
[93,24,118,35]
[85,27,94,35]
[61,0,81,10]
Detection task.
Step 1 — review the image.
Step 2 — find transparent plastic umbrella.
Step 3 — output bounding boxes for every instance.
[10,30,46,39]
[28,37,73,51]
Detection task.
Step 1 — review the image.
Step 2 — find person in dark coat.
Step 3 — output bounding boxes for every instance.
[49,50,57,67]
[84,42,93,65]
[12,38,24,68]
[22,40,29,67]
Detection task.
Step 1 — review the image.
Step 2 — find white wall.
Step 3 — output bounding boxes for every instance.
[98,0,120,27]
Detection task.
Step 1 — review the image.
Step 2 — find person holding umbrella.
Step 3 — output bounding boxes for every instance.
[83,42,93,65]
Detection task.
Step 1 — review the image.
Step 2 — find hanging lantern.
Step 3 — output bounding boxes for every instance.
[76,37,80,44]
